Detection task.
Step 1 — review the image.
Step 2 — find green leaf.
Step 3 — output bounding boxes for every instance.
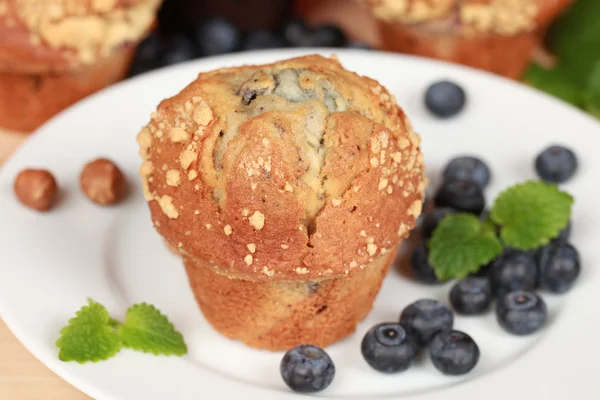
[428,214,503,280]
[481,216,498,235]
[491,181,573,250]
[584,61,600,119]
[118,303,187,356]
[547,0,600,87]
[524,64,586,107]
[56,299,122,363]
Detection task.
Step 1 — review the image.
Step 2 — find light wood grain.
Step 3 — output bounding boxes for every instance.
[0,129,91,399]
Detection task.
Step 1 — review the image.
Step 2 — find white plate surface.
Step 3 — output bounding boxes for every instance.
[0,49,599,400]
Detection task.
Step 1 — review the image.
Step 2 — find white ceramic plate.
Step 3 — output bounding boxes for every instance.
[0,49,599,400]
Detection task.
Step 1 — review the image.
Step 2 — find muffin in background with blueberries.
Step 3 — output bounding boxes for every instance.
[137,54,426,351]
[0,0,162,133]
[358,0,574,79]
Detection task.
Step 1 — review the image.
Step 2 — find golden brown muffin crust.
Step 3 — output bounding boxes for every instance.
[0,45,134,132]
[361,0,573,35]
[138,55,426,283]
[183,244,398,351]
[0,0,160,73]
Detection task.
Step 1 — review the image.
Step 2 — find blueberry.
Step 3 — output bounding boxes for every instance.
[428,330,480,375]
[156,0,181,35]
[496,291,547,335]
[554,220,572,243]
[242,31,287,50]
[162,35,197,66]
[449,278,492,315]
[280,345,335,393]
[425,80,466,118]
[128,31,165,76]
[434,180,485,215]
[471,260,493,278]
[299,25,347,47]
[281,18,309,47]
[361,323,419,373]
[489,249,538,296]
[399,299,454,346]
[421,207,456,241]
[537,242,580,293]
[535,145,578,184]
[195,18,241,56]
[443,156,491,189]
[410,244,442,284]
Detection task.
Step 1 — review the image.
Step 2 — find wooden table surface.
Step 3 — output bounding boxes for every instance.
[0,129,91,400]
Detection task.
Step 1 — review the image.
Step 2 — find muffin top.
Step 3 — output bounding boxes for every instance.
[137,55,426,282]
[360,0,573,35]
[0,0,161,73]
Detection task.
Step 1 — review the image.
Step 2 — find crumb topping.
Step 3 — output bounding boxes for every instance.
[158,195,179,219]
[136,55,426,281]
[166,170,181,187]
[249,211,265,230]
[362,0,543,35]
[3,0,161,66]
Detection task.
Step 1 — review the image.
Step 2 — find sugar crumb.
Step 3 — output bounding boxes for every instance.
[249,211,265,230]
[166,170,182,187]
[378,178,388,191]
[367,243,378,256]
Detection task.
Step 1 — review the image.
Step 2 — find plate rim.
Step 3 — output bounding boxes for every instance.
[1,48,599,400]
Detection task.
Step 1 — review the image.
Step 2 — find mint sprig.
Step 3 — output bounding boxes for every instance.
[585,62,600,118]
[118,303,187,356]
[428,214,503,280]
[491,181,573,250]
[525,0,600,119]
[56,300,121,363]
[428,180,573,279]
[57,300,187,363]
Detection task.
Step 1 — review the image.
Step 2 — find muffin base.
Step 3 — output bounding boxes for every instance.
[379,22,542,79]
[183,247,397,351]
[0,47,134,133]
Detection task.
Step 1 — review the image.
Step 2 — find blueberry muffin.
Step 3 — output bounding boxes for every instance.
[0,0,161,132]
[359,0,573,78]
[137,55,426,351]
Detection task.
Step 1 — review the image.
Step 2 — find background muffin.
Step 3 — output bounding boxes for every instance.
[138,54,426,350]
[0,0,161,133]
[359,0,574,78]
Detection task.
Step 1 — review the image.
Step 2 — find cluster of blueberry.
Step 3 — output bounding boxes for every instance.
[129,13,362,77]
[278,81,581,394]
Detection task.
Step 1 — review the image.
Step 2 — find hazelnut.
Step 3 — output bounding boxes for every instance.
[80,158,127,205]
[13,169,58,212]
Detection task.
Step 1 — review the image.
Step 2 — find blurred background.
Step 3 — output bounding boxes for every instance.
[0,0,598,144]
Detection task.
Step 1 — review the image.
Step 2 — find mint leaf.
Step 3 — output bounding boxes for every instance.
[547,0,600,87]
[56,300,122,363]
[481,216,498,235]
[524,64,586,107]
[428,214,503,280]
[118,303,187,356]
[584,61,600,119]
[491,181,573,250]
